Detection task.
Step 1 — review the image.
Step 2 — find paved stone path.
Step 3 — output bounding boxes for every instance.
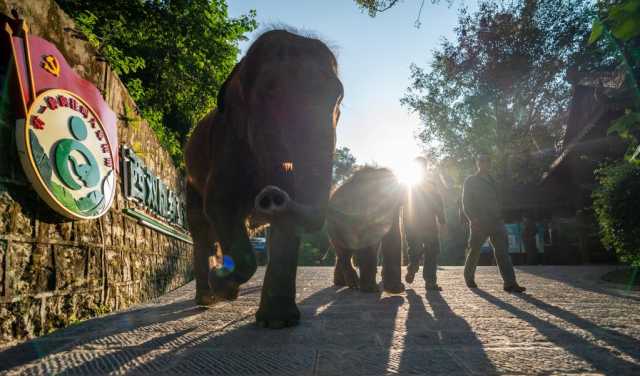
[1,266,640,375]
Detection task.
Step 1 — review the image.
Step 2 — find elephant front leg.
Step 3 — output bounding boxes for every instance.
[356,246,379,293]
[334,245,358,288]
[338,252,359,289]
[256,220,301,328]
[207,202,257,301]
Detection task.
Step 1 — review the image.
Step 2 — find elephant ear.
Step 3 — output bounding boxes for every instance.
[216,60,244,114]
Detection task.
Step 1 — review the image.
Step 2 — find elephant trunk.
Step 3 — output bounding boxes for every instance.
[254,185,324,230]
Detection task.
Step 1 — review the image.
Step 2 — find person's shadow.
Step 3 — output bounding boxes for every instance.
[396,289,496,374]
[517,293,640,363]
[473,288,640,375]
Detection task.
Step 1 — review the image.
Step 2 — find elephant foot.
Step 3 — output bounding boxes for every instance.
[256,296,300,329]
[195,289,216,306]
[208,271,240,301]
[383,281,405,294]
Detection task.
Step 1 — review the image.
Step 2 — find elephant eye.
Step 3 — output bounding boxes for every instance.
[282,161,294,173]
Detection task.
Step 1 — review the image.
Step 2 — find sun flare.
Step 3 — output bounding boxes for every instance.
[393,159,425,187]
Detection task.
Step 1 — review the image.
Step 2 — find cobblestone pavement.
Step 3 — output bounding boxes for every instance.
[1,266,640,375]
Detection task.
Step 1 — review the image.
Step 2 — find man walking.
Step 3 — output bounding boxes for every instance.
[404,157,446,291]
[462,154,526,293]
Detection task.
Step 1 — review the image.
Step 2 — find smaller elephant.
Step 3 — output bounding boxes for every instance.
[326,167,406,293]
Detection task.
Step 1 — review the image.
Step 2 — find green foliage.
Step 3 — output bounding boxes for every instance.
[354,0,450,19]
[298,226,335,266]
[589,0,640,43]
[56,0,257,167]
[608,110,640,160]
[73,10,146,75]
[401,0,598,183]
[593,162,640,267]
[588,0,640,162]
[333,147,358,186]
[354,0,402,16]
[588,1,640,268]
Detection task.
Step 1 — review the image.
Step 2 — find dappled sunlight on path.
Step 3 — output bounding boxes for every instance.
[1,266,639,375]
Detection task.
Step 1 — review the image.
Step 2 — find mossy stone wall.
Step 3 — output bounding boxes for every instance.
[0,0,193,348]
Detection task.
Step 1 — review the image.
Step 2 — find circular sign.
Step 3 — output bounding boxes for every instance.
[17,89,116,220]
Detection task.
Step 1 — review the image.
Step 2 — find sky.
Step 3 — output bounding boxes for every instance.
[227,0,468,173]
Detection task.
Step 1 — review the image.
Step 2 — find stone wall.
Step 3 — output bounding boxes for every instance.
[0,0,193,347]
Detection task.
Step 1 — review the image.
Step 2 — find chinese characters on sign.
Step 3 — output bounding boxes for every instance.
[121,146,186,229]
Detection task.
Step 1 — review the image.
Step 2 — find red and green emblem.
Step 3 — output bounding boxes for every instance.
[6,19,118,220]
[17,89,115,219]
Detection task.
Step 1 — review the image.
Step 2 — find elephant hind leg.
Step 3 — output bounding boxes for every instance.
[186,183,217,305]
[381,208,405,293]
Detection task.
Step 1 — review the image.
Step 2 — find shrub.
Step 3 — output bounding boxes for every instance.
[593,162,640,267]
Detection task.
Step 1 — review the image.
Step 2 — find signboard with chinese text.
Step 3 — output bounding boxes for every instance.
[121,146,186,230]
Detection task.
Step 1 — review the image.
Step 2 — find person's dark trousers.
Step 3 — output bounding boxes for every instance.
[463,220,517,288]
[422,237,439,287]
[407,232,439,288]
[406,234,423,276]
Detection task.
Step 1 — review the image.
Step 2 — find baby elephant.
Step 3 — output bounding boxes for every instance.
[326,167,405,293]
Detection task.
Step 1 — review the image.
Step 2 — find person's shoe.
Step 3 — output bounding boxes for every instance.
[425,284,443,291]
[504,284,526,293]
[405,271,416,284]
[465,280,478,288]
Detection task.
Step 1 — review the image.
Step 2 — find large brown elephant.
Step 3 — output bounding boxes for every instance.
[185,30,343,328]
[326,167,406,293]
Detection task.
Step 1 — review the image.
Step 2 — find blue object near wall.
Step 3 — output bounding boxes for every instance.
[250,237,267,253]
[480,223,545,254]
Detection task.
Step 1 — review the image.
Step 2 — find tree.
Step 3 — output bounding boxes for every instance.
[354,0,403,16]
[588,0,640,269]
[333,146,358,186]
[298,226,335,266]
[56,0,257,167]
[354,0,451,28]
[401,0,599,184]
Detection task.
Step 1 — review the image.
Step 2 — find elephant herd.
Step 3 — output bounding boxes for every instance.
[185,29,410,328]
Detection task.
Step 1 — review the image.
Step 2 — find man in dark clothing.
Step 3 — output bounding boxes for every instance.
[403,157,446,291]
[462,154,526,293]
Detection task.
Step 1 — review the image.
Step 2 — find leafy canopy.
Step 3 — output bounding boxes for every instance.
[56,0,257,167]
[588,0,640,161]
[587,0,640,267]
[354,0,402,16]
[401,0,598,182]
[333,146,358,186]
